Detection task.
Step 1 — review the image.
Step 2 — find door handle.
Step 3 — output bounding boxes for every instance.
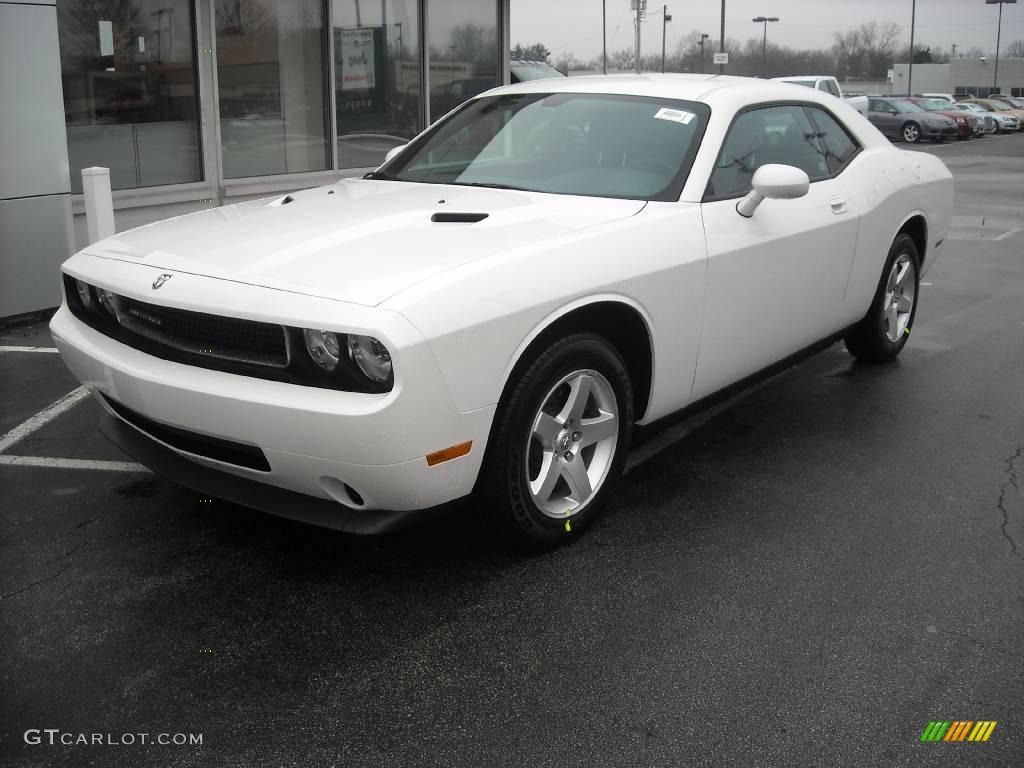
[829,196,848,215]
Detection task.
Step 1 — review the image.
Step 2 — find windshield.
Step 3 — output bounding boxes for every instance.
[892,101,923,114]
[381,93,710,201]
[917,100,949,111]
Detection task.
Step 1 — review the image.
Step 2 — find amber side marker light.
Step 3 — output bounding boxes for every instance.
[426,441,472,466]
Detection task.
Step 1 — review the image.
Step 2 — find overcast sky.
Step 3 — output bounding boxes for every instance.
[510,0,1024,61]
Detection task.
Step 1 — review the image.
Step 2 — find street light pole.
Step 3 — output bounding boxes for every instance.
[661,6,672,73]
[698,32,709,74]
[908,0,916,96]
[994,0,1007,91]
[752,16,779,76]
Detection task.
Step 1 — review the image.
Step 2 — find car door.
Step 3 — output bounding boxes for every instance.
[692,103,861,400]
[868,98,898,137]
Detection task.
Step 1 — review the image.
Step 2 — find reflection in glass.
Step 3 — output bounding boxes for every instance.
[57,0,202,192]
[427,0,498,122]
[214,0,329,178]
[332,1,420,168]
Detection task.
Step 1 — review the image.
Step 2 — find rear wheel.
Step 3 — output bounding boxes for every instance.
[845,233,920,363]
[902,122,922,143]
[478,334,633,550]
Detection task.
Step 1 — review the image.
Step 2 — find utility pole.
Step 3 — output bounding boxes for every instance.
[719,0,726,74]
[907,0,916,96]
[602,0,607,74]
[752,16,779,76]
[951,43,958,59]
[661,6,672,73]
[634,0,644,74]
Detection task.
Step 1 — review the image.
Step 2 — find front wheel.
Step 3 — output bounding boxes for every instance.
[478,334,633,550]
[844,233,920,363]
[902,122,922,143]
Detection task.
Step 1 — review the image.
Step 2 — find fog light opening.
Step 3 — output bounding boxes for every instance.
[343,483,364,508]
[319,476,367,510]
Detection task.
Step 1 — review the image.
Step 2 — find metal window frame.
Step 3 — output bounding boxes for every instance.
[67,0,512,210]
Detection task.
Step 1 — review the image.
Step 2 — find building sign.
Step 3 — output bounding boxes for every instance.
[340,28,376,91]
[713,52,729,65]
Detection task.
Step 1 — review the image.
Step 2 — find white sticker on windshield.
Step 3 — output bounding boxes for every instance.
[654,107,696,125]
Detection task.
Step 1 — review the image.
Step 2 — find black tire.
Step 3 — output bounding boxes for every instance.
[844,233,921,363]
[478,333,634,551]
[902,121,922,143]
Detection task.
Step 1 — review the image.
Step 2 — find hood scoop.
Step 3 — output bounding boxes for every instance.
[431,212,488,224]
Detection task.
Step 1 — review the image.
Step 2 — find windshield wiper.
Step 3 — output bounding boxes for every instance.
[455,181,526,191]
[363,169,399,180]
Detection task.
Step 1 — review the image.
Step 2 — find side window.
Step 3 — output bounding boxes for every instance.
[805,107,860,174]
[824,80,842,98]
[706,105,830,200]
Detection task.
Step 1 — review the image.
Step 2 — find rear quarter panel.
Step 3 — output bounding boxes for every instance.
[841,148,953,321]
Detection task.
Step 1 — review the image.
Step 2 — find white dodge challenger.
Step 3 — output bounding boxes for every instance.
[52,75,953,548]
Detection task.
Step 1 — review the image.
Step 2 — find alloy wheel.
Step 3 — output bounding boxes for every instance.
[903,123,920,143]
[525,369,619,519]
[883,253,917,342]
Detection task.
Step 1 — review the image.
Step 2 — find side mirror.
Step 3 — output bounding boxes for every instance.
[383,143,408,163]
[736,164,810,218]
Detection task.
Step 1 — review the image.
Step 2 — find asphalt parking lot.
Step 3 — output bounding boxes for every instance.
[2,133,1023,768]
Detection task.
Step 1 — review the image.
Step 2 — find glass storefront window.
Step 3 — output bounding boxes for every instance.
[332,0,420,168]
[215,0,329,178]
[427,0,498,123]
[57,0,202,193]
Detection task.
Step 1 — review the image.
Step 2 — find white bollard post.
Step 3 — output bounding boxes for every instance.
[81,166,115,244]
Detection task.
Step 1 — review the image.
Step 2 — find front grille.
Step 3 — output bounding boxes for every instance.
[118,295,288,368]
[63,274,393,393]
[103,395,271,471]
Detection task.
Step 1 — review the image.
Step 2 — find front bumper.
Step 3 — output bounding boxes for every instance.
[51,304,496,528]
[922,124,958,139]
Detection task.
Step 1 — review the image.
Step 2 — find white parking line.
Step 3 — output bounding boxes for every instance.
[0,455,147,472]
[995,226,1023,241]
[0,346,60,353]
[0,387,90,453]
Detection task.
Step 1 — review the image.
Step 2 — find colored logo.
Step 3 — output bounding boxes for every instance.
[920,721,997,742]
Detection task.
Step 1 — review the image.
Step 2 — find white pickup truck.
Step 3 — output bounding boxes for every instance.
[771,76,869,115]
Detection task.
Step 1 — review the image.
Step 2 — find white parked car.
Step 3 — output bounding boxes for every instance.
[52,75,953,549]
[771,76,869,114]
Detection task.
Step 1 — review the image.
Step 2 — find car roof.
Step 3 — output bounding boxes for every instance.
[481,73,846,110]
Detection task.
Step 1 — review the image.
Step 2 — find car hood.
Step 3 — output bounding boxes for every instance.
[85,179,645,306]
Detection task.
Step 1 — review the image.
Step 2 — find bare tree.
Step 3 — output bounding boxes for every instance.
[1005,39,1024,59]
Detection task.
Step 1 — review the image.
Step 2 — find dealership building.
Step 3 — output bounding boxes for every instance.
[0,0,511,317]
[891,57,1024,97]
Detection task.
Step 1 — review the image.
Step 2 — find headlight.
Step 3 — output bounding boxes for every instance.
[97,288,117,317]
[75,279,94,310]
[348,335,392,383]
[303,329,341,371]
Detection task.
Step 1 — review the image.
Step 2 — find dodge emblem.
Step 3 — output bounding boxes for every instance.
[152,273,173,290]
